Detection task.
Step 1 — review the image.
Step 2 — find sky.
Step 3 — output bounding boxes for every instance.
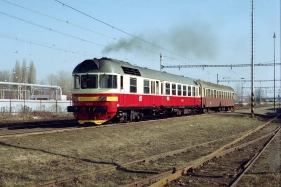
[0,0,280,97]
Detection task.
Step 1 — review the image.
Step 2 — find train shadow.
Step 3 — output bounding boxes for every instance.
[0,119,80,130]
[0,141,120,167]
[0,140,159,176]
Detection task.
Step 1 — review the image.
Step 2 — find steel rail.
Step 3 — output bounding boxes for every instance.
[0,114,207,139]
[125,127,279,187]
[0,122,120,139]
[31,114,278,187]
[31,128,240,187]
[122,115,279,187]
[229,126,281,187]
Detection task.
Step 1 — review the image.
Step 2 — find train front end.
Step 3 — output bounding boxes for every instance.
[67,59,119,125]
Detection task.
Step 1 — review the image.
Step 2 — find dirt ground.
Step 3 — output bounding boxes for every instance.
[0,107,280,186]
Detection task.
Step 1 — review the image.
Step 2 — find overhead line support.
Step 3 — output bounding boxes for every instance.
[161,63,281,69]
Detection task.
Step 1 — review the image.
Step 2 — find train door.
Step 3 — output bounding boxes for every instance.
[160,81,166,106]
[156,81,159,105]
[161,81,164,106]
[202,88,205,108]
[119,75,124,106]
[151,81,155,105]
[192,86,196,106]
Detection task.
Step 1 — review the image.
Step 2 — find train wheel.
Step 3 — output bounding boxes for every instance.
[202,108,207,114]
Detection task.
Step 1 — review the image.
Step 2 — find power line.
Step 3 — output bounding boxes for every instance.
[218,79,281,83]
[242,87,281,89]
[162,62,281,69]
[1,0,115,40]
[0,32,95,57]
[0,3,161,64]
[1,0,218,68]
[54,0,188,60]
[0,11,111,48]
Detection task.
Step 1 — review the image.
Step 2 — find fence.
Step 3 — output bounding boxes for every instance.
[0,99,72,113]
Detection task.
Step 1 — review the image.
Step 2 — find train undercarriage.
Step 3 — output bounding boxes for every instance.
[69,105,234,125]
[112,106,202,123]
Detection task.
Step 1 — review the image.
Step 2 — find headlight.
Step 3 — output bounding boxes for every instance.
[99,97,107,101]
[71,97,78,102]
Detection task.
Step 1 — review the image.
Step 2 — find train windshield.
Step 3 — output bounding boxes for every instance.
[99,74,117,88]
[81,74,98,89]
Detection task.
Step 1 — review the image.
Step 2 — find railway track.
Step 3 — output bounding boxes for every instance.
[0,119,79,138]
[28,114,279,187]
[0,108,238,138]
[0,113,209,139]
[125,115,280,187]
[230,127,280,187]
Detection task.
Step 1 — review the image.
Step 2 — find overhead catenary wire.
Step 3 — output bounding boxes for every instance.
[0,31,160,68]
[0,11,113,49]
[1,0,272,84]
[1,0,230,69]
[0,1,163,65]
[1,0,115,40]
[1,0,190,65]
[0,32,96,57]
[54,0,189,60]
[0,1,199,71]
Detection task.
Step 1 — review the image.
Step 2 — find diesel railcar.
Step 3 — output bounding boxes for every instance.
[67,57,234,125]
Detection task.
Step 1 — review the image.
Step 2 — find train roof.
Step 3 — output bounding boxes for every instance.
[196,80,234,92]
[73,57,197,85]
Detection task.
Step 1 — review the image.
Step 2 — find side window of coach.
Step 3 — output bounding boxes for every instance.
[156,81,159,94]
[151,81,155,94]
[130,77,137,93]
[192,86,195,96]
[172,84,176,95]
[188,86,191,96]
[165,83,170,95]
[183,85,187,96]
[178,84,182,96]
[144,80,149,94]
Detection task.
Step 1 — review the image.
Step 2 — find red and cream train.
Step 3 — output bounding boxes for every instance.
[67,58,234,125]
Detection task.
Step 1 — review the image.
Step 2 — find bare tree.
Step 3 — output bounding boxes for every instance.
[47,74,57,85]
[28,61,36,84]
[56,70,72,96]
[234,83,243,102]
[255,88,264,104]
[21,59,28,84]
[0,70,10,82]
[39,79,47,85]
[13,60,21,83]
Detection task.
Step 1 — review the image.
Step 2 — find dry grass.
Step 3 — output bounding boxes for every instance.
[0,113,276,186]
[237,174,280,187]
[0,111,73,124]
[236,131,281,187]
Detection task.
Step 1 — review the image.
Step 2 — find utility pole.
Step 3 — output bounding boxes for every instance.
[273,32,276,111]
[250,0,255,118]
